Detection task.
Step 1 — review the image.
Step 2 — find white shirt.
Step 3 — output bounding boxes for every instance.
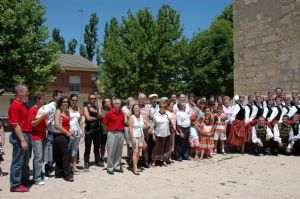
[230,104,241,122]
[280,106,291,122]
[176,111,191,128]
[245,104,258,123]
[153,112,170,137]
[263,106,272,119]
[252,126,273,144]
[186,103,199,116]
[268,106,280,122]
[287,105,300,118]
[189,126,199,140]
[223,105,233,123]
[273,124,294,148]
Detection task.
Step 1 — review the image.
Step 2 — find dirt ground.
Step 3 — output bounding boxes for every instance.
[0,132,300,199]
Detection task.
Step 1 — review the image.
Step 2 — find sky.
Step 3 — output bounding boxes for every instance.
[40,0,232,54]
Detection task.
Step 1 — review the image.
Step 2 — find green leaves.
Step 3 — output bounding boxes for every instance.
[0,0,63,94]
[100,5,188,98]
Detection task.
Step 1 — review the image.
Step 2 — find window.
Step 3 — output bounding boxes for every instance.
[69,76,80,93]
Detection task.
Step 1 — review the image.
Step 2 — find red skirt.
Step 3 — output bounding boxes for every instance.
[244,119,258,143]
[228,119,245,147]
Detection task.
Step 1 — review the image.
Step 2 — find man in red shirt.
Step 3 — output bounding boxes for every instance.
[29,92,48,185]
[8,84,32,192]
[103,98,127,175]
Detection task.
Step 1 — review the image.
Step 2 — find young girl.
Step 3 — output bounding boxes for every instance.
[199,108,214,160]
[189,115,200,159]
[213,105,228,155]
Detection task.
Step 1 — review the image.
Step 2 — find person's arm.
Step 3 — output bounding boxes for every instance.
[31,111,48,128]
[273,124,281,143]
[250,105,258,121]
[102,112,109,132]
[124,111,128,127]
[83,106,98,122]
[266,126,274,139]
[128,116,136,145]
[54,110,72,137]
[230,104,240,122]
[79,108,84,136]
[268,107,278,122]
[245,106,250,122]
[11,124,28,150]
[287,106,297,119]
[263,107,269,119]
[252,126,259,144]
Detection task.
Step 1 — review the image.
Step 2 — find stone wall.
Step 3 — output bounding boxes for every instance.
[233,0,300,96]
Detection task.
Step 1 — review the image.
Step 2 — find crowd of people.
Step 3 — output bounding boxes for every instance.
[1,84,300,192]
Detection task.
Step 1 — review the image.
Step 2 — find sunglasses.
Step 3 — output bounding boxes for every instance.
[90,97,96,100]
[62,101,69,103]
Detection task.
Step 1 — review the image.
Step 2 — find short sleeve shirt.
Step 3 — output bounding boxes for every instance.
[29,106,47,141]
[103,108,125,131]
[8,99,32,133]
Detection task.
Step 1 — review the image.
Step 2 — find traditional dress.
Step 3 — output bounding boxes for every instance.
[273,123,294,154]
[244,103,258,143]
[213,113,227,141]
[252,124,273,154]
[228,104,246,147]
[287,104,300,118]
[199,123,214,150]
[267,105,282,125]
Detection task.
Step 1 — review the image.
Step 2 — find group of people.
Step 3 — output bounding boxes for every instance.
[2,84,300,192]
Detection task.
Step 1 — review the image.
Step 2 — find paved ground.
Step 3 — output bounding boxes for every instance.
[0,132,300,199]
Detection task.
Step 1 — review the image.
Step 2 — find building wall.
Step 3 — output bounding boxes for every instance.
[233,0,300,96]
[49,70,96,94]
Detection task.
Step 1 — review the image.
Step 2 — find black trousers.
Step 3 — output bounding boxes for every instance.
[53,134,73,179]
[174,127,190,160]
[273,140,291,155]
[253,139,273,155]
[84,131,101,163]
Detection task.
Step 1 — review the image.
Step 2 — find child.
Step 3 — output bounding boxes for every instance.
[189,115,200,159]
[213,105,228,155]
[199,109,214,160]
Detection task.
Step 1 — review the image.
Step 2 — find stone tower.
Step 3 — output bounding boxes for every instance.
[233,0,300,96]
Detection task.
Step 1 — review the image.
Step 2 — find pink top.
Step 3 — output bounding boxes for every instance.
[222,105,233,122]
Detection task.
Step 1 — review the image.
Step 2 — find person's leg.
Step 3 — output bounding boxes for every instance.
[113,132,124,171]
[141,130,149,166]
[21,133,31,184]
[182,128,190,159]
[84,133,92,168]
[132,142,139,172]
[106,132,116,172]
[32,140,44,184]
[9,133,24,188]
[174,134,183,161]
[92,132,101,164]
[60,136,73,180]
[53,135,63,178]
[200,149,205,160]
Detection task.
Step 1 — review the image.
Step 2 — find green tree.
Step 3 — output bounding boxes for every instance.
[67,38,78,54]
[186,4,233,96]
[100,5,188,98]
[79,44,87,58]
[84,13,99,61]
[52,28,66,53]
[0,0,63,94]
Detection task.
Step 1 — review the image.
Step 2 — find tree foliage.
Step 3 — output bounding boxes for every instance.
[52,28,65,53]
[79,44,87,58]
[67,38,78,54]
[186,4,233,96]
[82,13,99,61]
[100,5,188,98]
[0,0,63,94]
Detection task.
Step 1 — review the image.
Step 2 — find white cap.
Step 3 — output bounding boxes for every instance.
[160,97,168,101]
[149,94,158,99]
[233,94,239,101]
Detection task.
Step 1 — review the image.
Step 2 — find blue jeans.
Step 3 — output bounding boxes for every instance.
[32,140,45,183]
[9,132,31,188]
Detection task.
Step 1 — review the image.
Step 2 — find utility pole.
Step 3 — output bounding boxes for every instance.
[79,9,84,44]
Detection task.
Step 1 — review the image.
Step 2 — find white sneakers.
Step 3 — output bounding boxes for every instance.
[36,181,45,185]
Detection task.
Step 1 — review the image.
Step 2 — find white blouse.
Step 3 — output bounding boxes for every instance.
[153,112,170,137]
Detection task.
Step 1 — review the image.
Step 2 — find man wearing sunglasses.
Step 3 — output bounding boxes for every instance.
[83,93,103,170]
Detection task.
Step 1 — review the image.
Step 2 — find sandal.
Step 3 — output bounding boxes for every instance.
[133,170,140,175]
[163,162,168,167]
[151,162,156,167]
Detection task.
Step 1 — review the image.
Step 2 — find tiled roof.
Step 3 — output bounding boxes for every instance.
[58,54,99,72]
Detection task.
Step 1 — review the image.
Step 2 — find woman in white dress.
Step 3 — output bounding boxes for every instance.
[69,94,83,172]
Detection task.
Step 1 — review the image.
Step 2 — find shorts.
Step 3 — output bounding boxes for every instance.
[213,132,226,141]
[100,131,107,145]
[189,138,200,148]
